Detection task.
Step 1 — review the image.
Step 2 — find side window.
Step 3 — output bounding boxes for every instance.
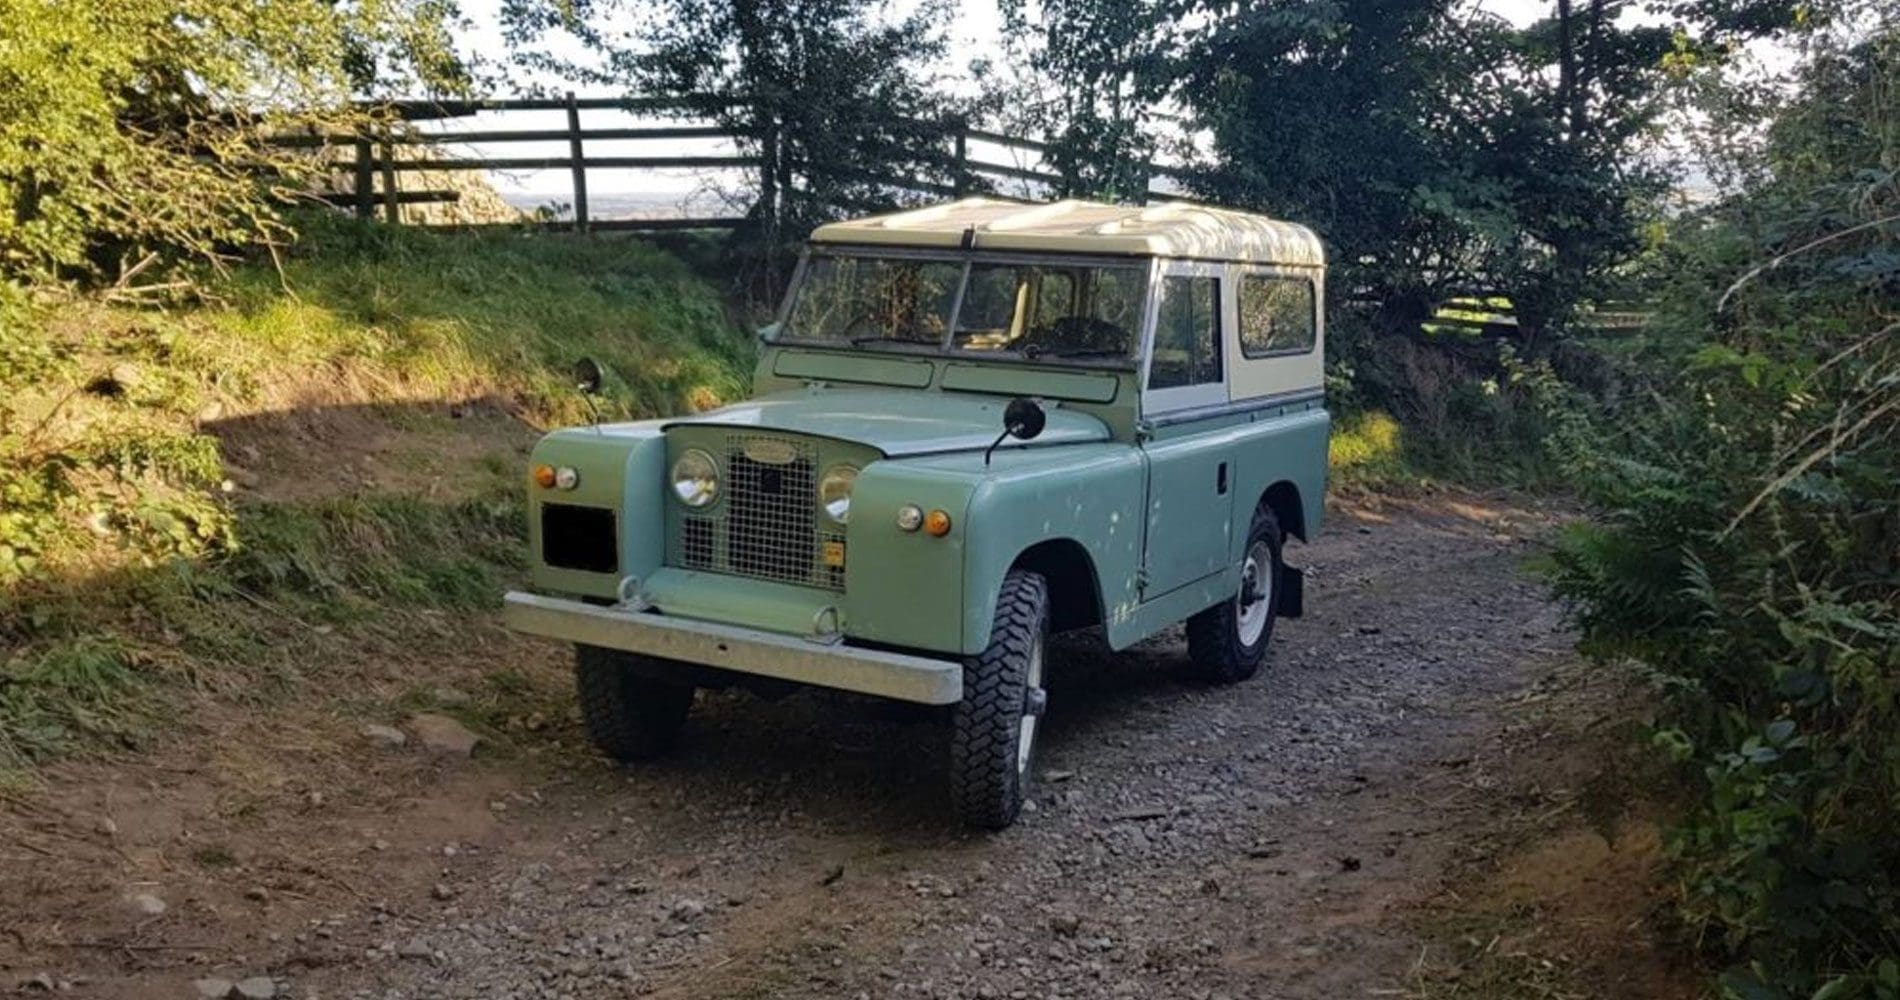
[1238,275,1316,357]
[1150,276,1222,390]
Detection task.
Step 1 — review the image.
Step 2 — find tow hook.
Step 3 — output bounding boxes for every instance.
[1024,687,1048,718]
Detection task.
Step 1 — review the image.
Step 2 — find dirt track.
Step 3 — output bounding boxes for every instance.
[1,495,1686,999]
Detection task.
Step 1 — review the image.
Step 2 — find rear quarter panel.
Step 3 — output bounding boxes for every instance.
[1229,401,1330,552]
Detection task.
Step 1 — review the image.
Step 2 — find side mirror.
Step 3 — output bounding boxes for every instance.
[1004,397,1046,441]
[573,357,604,396]
[986,397,1046,466]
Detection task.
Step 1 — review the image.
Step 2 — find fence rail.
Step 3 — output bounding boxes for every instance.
[270,93,1193,232]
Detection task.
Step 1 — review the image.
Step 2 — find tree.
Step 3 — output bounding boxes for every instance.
[0,0,466,287]
[502,0,964,243]
[1178,0,1683,344]
[1181,0,1487,334]
[992,0,1178,201]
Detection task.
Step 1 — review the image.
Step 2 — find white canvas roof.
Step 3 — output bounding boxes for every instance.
[809,197,1325,267]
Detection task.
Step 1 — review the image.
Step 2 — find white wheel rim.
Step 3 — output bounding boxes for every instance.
[1236,540,1272,647]
[1017,631,1043,775]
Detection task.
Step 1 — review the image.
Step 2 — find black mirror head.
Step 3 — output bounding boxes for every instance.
[573,357,604,395]
[1004,397,1046,441]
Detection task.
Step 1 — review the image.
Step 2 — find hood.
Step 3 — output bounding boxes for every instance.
[662,388,1110,457]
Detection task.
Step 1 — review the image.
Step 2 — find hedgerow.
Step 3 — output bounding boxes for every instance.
[1541,36,1899,998]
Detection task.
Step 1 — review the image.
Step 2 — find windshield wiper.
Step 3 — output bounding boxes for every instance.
[850,335,936,348]
[1041,347,1131,360]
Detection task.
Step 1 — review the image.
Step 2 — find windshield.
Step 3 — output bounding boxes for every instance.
[780,253,1150,363]
[784,255,961,345]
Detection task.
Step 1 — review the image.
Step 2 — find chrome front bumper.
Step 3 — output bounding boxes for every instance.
[501,591,963,705]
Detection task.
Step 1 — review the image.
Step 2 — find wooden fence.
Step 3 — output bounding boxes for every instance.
[269,94,1193,233]
[1426,295,1653,337]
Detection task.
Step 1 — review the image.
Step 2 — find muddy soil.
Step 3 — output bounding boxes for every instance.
[0,495,1688,999]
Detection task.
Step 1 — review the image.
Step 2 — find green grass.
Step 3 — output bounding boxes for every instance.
[1328,410,1416,488]
[1326,403,1568,493]
[0,636,141,772]
[0,217,752,777]
[202,212,754,424]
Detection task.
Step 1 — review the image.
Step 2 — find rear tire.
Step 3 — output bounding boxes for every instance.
[1185,506,1284,684]
[950,570,1050,830]
[574,645,694,762]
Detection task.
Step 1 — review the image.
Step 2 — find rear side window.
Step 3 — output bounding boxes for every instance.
[1150,276,1222,389]
[1238,275,1316,357]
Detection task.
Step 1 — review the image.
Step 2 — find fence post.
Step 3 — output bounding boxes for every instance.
[566,92,589,233]
[759,115,779,240]
[353,138,373,219]
[379,128,399,224]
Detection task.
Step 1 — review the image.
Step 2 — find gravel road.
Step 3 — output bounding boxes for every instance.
[296,496,1572,1000]
[1,495,1584,1000]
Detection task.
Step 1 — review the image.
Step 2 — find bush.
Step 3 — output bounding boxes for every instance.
[1324,304,1571,487]
[1544,35,1899,997]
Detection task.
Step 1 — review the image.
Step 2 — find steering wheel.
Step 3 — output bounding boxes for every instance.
[1020,316,1129,355]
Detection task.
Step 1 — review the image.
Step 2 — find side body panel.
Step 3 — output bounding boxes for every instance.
[1137,414,1241,597]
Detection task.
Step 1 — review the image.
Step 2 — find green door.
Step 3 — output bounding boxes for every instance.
[1140,267,1235,597]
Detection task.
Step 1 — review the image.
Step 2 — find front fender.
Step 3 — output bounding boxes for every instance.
[956,445,1146,654]
[840,462,977,654]
[527,424,667,600]
[842,444,1145,656]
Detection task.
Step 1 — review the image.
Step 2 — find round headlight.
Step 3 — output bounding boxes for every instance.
[819,465,859,523]
[670,449,718,507]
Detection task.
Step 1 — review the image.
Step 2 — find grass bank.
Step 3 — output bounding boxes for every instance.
[0,216,752,777]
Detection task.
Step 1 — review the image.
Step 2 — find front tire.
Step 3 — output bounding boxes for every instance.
[574,645,695,762]
[1185,507,1284,684]
[950,570,1050,830]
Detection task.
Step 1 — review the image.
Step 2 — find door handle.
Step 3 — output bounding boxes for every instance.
[1217,462,1229,495]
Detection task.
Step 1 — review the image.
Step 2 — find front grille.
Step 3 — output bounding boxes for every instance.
[681,516,715,570]
[728,435,819,584]
[542,504,617,573]
[670,434,844,590]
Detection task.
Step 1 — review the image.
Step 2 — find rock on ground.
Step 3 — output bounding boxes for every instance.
[408,713,481,756]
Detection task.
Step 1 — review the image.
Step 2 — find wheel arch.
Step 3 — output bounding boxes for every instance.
[1008,538,1105,634]
[1259,480,1307,542]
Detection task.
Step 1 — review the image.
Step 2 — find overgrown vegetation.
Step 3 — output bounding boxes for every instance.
[0,219,749,775]
[1535,33,1899,997]
[0,0,463,286]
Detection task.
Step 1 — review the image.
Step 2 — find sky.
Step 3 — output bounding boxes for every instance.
[439,0,1623,212]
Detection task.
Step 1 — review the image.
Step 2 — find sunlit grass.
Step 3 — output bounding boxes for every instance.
[1,218,752,777]
[1329,410,1416,487]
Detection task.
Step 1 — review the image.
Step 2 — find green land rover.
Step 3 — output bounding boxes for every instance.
[503,197,1329,828]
